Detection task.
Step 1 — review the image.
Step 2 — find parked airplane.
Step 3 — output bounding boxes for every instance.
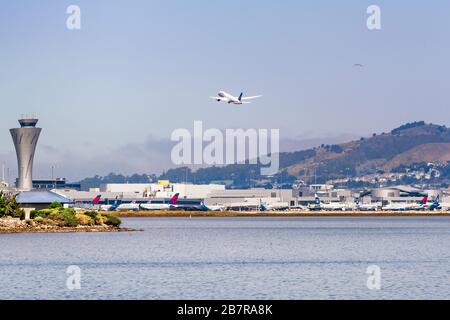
[100,204,115,211]
[200,202,226,212]
[259,200,289,212]
[355,198,382,211]
[427,195,441,211]
[74,194,104,210]
[438,196,450,211]
[100,197,119,211]
[310,194,353,211]
[289,205,310,211]
[382,196,428,211]
[139,193,180,211]
[210,91,262,105]
[116,200,140,211]
[92,194,101,205]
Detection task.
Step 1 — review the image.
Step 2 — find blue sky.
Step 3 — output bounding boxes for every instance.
[0,1,449,180]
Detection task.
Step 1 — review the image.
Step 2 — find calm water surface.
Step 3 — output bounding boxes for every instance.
[0,217,449,299]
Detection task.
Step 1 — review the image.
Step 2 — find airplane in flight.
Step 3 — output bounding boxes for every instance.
[210,91,262,105]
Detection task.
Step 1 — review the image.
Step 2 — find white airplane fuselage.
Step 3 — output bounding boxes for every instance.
[382,203,424,211]
[100,204,115,211]
[211,91,261,105]
[357,203,381,211]
[140,203,175,211]
[321,203,352,211]
[217,91,243,104]
[116,203,140,211]
[203,204,226,211]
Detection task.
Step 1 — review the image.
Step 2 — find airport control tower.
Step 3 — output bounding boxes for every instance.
[10,118,42,190]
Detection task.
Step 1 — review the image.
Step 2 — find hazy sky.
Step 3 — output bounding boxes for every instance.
[0,1,449,181]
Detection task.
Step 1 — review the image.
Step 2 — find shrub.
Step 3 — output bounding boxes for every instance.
[48,201,63,209]
[34,216,44,224]
[31,209,54,219]
[104,215,122,227]
[84,211,99,219]
[48,209,79,227]
[83,210,106,225]
[75,213,94,226]
[61,208,76,215]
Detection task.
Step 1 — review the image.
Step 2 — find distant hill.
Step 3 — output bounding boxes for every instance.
[77,121,450,189]
[382,143,450,171]
[283,122,450,183]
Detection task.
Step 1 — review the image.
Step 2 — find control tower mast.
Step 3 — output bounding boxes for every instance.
[10,118,42,190]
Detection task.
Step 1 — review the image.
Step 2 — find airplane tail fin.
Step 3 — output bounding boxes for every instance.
[421,196,428,205]
[200,201,208,211]
[93,195,101,205]
[434,195,440,204]
[238,92,243,101]
[315,194,320,205]
[170,193,180,205]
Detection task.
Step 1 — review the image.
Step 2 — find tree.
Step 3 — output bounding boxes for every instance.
[0,192,6,217]
[0,193,24,219]
[49,201,63,209]
[5,195,24,218]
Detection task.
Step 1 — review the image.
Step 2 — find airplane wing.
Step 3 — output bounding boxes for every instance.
[240,95,262,100]
[210,96,230,102]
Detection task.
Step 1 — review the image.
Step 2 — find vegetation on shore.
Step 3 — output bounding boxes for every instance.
[29,201,122,227]
[1,193,122,232]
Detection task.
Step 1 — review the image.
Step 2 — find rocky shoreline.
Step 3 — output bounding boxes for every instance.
[0,217,137,234]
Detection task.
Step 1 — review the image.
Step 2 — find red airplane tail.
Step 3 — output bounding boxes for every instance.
[421,196,428,205]
[170,193,180,205]
[93,195,101,205]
